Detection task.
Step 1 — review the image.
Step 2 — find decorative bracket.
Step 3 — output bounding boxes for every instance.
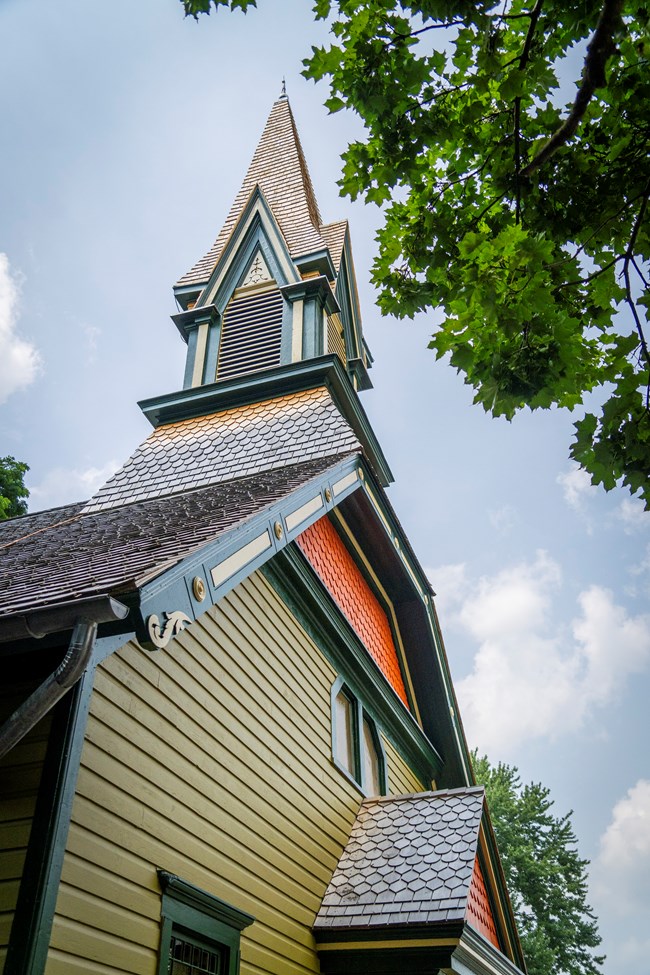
[145,610,192,651]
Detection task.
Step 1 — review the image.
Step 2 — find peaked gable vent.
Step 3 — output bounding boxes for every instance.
[216,289,283,382]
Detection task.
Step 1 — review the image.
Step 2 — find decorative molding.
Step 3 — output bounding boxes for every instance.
[146,610,192,650]
[192,576,206,602]
[285,494,323,532]
[158,870,254,932]
[210,530,272,588]
[241,250,272,288]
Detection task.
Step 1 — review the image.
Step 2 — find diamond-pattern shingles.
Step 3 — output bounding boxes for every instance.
[296,516,409,708]
[466,852,500,949]
[177,98,326,289]
[83,388,360,514]
[0,455,349,619]
[314,788,484,931]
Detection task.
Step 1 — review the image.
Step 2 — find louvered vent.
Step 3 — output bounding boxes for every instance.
[327,313,347,367]
[216,289,283,381]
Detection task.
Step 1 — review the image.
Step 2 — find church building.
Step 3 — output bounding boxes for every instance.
[0,95,526,975]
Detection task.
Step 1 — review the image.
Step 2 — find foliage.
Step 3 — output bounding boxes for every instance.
[473,753,604,975]
[182,0,650,507]
[0,456,29,520]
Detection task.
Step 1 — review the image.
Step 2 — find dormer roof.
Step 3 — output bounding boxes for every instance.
[176,97,327,290]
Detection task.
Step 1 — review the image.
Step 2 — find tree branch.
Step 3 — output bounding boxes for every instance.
[522,0,624,176]
[622,181,650,401]
[513,0,545,221]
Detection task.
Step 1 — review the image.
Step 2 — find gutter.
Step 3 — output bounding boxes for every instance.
[0,594,128,759]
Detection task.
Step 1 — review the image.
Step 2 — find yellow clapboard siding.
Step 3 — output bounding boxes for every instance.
[65,823,155,891]
[45,945,150,975]
[54,883,158,951]
[73,746,330,916]
[68,791,343,935]
[48,913,156,974]
[51,572,426,975]
[61,853,160,922]
[384,736,427,795]
[80,717,343,895]
[0,849,25,883]
[94,641,345,814]
[88,665,353,850]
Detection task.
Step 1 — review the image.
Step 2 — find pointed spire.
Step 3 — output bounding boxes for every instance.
[176,99,325,289]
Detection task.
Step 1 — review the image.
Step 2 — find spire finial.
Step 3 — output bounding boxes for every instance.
[280,77,287,99]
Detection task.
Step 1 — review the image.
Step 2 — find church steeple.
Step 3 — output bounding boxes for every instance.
[171,98,371,393]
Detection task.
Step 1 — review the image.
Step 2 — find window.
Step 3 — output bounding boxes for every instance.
[158,871,254,975]
[332,680,386,795]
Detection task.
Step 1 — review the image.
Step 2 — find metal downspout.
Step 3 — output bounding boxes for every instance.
[2,619,99,759]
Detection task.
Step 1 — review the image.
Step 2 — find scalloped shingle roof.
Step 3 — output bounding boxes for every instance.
[314,787,485,930]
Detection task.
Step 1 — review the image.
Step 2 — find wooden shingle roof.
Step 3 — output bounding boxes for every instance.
[0,455,353,619]
[176,98,327,289]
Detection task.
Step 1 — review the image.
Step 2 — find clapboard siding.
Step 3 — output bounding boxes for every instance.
[0,693,51,975]
[384,736,427,795]
[48,570,427,974]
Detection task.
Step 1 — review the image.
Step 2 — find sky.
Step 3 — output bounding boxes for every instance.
[1,1,648,970]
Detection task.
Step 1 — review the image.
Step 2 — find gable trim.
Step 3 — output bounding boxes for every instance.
[263,544,442,786]
[134,455,362,651]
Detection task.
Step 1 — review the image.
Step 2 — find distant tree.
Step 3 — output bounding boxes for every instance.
[182,0,650,508]
[0,456,29,520]
[473,753,604,975]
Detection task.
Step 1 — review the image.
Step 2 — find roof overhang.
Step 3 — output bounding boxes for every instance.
[315,922,525,975]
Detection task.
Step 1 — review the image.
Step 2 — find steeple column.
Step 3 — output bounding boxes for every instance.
[281,277,340,363]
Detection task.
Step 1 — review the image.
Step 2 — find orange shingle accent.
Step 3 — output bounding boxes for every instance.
[297,517,409,708]
[466,855,500,949]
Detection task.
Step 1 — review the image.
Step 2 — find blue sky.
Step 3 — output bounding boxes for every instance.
[1,1,648,969]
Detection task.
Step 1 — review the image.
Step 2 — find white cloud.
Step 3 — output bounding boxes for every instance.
[591,780,650,927]
[557,462,594,510]
[615,496,650,535]
[488,504,519,534]
[0,253,41,403]
[28,460,119,511]
[437,553,650,756]
[82,323,101,365]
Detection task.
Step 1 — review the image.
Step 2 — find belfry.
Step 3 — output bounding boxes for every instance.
[0,97,526,975]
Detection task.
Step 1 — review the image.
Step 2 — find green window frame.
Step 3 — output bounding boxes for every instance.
[331,677,387,796]
[157,871,254,975]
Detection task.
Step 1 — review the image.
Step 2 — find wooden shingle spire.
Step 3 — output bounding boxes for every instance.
[176,98,326,289]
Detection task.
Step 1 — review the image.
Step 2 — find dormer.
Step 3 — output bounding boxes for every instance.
[172,96,371,393]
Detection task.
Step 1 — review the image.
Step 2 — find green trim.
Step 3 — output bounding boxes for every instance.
[5,662,96,975]
[281,276,340,316]
[294,248,336,280]
[478,811,527,971]
[262,546,442,786]
[331,677,388,797]
[137,356,391,487]
[171,304,219,342]
[198,185,299,307]
[157,870,253,975]
[136,454,362,648]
